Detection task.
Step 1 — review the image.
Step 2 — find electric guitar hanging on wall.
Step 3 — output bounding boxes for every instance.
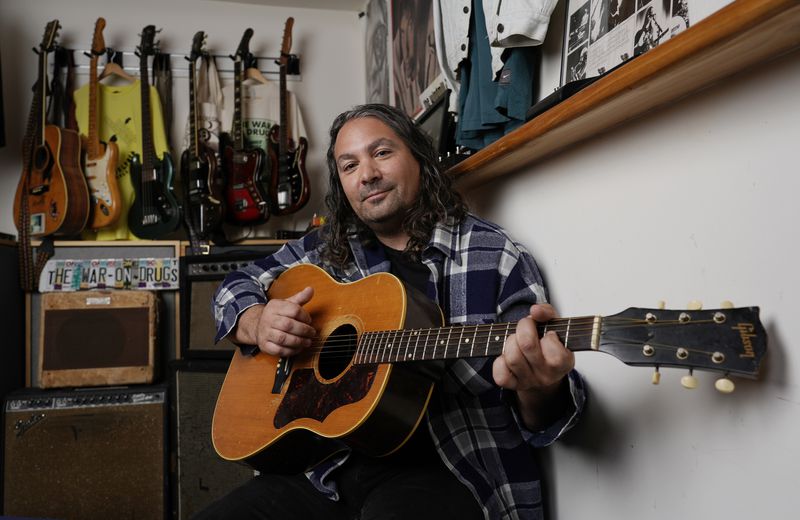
[268,17,310,215]
[223,28,270,225]
[212,264,768,474]
[181,30,224,249]
[13,20,90,237]
[82,17,122,230]
[128,24,181,239]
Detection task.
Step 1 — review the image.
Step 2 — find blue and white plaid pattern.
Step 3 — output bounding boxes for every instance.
[213,213,586,520]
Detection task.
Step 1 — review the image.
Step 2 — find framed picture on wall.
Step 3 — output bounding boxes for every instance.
[391,0,439,118]
[365,0,390,104]
[562,0,692,85]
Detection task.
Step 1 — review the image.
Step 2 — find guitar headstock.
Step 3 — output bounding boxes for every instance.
[598,306,766,381]
[234,28,254,63]
[137,25,158,57]
[91,17,106,56]
[39,20,61,54]
[189,30,207,62]
[279,17,294,66]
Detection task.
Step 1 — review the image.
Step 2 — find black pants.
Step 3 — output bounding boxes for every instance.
[193,452,484,520]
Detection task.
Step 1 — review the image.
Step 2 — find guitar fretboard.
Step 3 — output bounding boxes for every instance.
[353,317,599,365]
[139,49,155,172]
[233,59,244,150]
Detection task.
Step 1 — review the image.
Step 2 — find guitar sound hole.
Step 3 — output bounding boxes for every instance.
[318,324,357,380]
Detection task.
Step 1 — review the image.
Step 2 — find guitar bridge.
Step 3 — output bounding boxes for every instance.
[272,357,293,394]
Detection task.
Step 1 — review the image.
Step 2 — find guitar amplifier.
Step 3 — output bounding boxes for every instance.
[180,248,280,359]
[3,385,167,519]
[37,290,158,388]
[170,360,254,519]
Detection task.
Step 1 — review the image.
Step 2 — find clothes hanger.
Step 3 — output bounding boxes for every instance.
[99,49,136,83]
[99,61,136,82]
[245,66,270,84]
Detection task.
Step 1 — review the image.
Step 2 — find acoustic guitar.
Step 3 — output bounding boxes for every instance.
[268,17,310,215]
[82,17,122,230]
[223,28,270,225]
[128,25,181,239]
[212,264,767,474]
[13,20,90,237]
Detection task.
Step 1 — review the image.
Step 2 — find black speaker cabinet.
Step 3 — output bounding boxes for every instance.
[3,385,167,519]
[179,249,280,359]
[170,360,253,519]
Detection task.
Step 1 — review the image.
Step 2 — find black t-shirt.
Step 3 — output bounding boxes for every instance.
[376,244,439,462]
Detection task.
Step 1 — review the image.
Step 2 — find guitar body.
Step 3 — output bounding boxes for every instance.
[222,136,270,224]
[14,124,90,237]
[181,146,224,237]
[212,264,443,474]
[127,151,181,239]
[268,125,310,215]
[82,136,121,230]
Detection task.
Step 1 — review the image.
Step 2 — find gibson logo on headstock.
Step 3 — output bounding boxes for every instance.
[733,323,757,358]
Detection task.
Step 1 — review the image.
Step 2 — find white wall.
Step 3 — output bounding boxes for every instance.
[468,40,800,520]
[0,0,366,236]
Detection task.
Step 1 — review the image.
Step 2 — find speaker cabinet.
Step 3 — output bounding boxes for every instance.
[179,249,280,359]
[37,290,158,388]
[170,360,253,518]
[3,385,167,519]
[27,241,179,387]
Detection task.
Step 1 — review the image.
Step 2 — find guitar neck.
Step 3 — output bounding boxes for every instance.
[139,53,155,170]
[188,59,199,156]
[38,50,48,146]
[278,59,287,157]
[87,54,101,158]
[233,59,244,150]
[354,317,599,365]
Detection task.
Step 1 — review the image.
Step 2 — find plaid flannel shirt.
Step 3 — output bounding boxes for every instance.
[213,213,586,520]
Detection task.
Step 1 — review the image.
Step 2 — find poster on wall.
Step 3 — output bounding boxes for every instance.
[366,0,390,104]
[391,0,439,117]
[562,0,691,85]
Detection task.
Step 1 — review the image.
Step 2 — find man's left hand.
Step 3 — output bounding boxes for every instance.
[492,304,575,430]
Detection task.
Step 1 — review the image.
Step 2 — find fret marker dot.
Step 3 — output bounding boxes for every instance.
[440,340,444,345]
[465,338,470,343]
[495,336,500,341]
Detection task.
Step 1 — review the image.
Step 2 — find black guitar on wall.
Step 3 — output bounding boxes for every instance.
[181,30,224,250]
[129,24,181,239]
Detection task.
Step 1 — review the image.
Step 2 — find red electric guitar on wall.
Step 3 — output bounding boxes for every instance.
[223,28,270,225]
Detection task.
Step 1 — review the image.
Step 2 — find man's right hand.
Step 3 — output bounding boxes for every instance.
[233,286,316,357]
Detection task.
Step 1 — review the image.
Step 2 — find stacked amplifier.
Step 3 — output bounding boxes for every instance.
[3,242,282,519]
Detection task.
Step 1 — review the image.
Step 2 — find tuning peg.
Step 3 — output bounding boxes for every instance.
[720,300,734,309]
[657,300,666,310]
[680,369,698,389]
[686,300,703,310]
[715,377,736,394]
[651,367,661,385]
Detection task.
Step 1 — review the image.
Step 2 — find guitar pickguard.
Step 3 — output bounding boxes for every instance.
[273,365,377,428]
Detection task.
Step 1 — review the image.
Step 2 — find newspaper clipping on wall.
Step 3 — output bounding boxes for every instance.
[563,0,691,85]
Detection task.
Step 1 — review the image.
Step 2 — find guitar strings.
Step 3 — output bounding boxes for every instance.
[294,318,720,351]
[263,318,725,361]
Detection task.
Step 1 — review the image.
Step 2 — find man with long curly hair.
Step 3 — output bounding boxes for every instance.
[203,104,585,520]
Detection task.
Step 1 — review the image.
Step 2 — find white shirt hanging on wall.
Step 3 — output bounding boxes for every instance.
[219,78,308,153]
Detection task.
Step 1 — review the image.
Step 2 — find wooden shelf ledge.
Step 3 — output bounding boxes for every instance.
[448,0,800,190]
